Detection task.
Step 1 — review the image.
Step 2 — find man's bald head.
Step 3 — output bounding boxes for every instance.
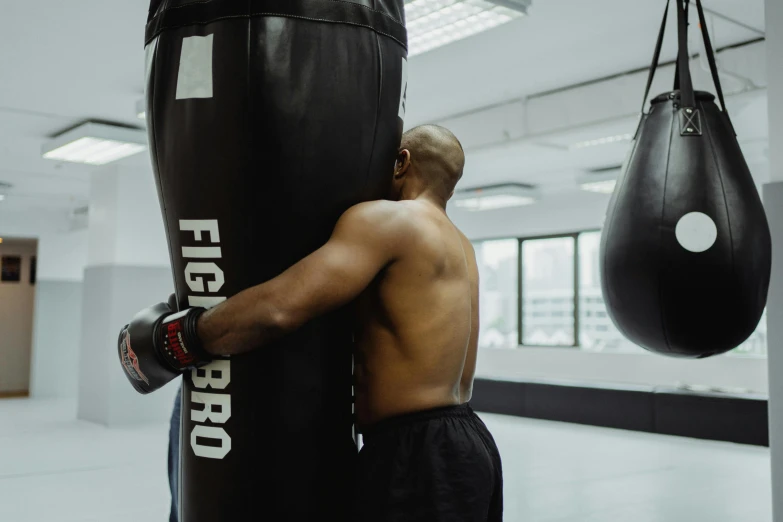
[397,125,465,202]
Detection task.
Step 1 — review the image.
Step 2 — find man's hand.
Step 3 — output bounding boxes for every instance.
[118,296,212,394]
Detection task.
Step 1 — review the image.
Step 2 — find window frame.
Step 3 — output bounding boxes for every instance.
[474,229,602,350]
[517,232,583,348]
[475,228,766,357]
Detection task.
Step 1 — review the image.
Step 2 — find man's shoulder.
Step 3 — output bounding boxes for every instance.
[341,200,417,232]
[344,199,400,216]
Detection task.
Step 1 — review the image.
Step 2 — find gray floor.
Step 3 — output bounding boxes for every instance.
[0,398,772,521]
[489,414,772,522]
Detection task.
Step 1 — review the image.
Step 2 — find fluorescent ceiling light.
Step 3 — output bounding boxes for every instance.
[456,194,535,211]
[406,0,530,57]
[136,99,146,120]
[0,194,5,202]
[580,179,617,194]
[454,182,538,211]
[42,122,147,166]
[570,133,633,150]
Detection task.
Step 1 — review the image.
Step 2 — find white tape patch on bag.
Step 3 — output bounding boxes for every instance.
[144,36,159,97]
[176,34,215,100]
[398,57,408,120]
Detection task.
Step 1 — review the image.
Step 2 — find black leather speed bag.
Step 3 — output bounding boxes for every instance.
[600,0,771,358]
[144,1,407,521]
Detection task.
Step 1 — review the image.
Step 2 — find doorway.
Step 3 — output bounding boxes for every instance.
[0,237,38,397]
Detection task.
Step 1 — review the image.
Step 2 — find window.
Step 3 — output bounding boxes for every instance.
[474,239,518,349]
[732,309,767,357]
[521,236,575,346]
[472,230,769,357]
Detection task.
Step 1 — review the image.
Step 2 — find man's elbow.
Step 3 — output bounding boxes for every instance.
[270,306,303,336]
[265,291,320,337]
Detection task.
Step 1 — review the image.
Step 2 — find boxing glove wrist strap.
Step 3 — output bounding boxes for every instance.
[158,307,210,371]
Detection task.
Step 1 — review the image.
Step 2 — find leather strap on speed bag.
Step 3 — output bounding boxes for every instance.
[600,0,771,358]
[144,1,407,520]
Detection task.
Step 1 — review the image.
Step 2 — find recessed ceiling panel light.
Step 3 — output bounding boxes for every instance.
[454,182,539,211]
[580,179,617,194]
[570,133,633,150]
[406,0,530,56]
[42,122,147,166]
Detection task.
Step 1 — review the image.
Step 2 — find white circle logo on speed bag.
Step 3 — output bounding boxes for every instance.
[675,212,717,253]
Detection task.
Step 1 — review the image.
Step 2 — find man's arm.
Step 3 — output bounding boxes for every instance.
[459,233,480,403]
[198,201,410,356]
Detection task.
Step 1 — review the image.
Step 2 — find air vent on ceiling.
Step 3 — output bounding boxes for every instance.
[578,166,622,194]
[587,165,623,174]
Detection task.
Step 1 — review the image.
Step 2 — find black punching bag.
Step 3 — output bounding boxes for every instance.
[143,1,407,520]
[600,0,771,358]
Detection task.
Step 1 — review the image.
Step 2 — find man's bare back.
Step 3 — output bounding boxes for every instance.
[353,200,479,426]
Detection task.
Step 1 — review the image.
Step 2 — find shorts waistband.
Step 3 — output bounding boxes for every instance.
[360,403,474,440]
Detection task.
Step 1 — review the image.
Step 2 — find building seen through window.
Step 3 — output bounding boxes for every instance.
[474,239,518,348]
[521,237,574,346]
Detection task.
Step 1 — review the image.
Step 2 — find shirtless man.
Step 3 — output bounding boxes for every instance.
[121,125,503,521]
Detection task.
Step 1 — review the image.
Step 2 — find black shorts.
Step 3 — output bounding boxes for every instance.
[355,403,503,522]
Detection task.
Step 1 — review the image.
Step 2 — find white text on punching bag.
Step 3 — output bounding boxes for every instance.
[180,220,226,308]
[190,361,231,459]
[180,219,232,459]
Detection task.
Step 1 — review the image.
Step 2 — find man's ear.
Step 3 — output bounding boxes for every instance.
[394,149,411,179]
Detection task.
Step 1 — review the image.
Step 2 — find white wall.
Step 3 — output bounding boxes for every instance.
[29,229,89,398]
[87,165,170,268]
[0,208,71,239]
[450,190,770,395]
[37,229,89,281]
[450,190,610,240]
[0,239,37,393]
